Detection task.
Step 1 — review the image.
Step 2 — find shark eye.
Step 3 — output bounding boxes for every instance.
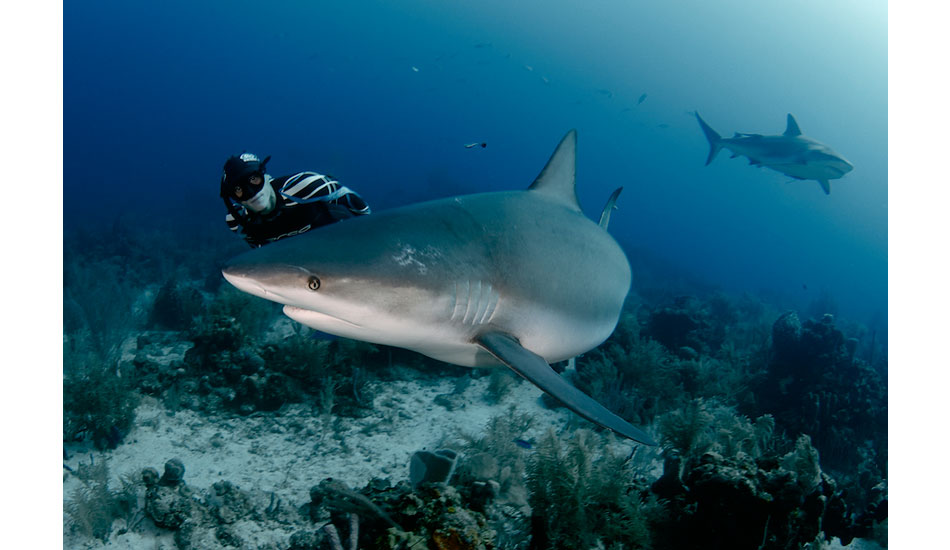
[307,276,321,291]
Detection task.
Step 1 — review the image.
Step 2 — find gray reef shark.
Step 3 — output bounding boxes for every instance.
[222,130,656,445]
[695,112,853,194]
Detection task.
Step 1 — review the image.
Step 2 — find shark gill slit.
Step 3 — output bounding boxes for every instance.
[477,284,499,325]
[471,280,488,325]
[450,280,466,322]
[462,280,482,325]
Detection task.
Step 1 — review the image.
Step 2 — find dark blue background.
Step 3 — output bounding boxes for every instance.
[64,0,887,326]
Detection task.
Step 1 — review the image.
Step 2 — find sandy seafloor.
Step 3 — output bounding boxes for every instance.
[62,323,602,549]
[62,324,883,550]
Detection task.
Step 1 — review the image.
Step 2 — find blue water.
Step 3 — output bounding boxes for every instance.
[64,0,887,327]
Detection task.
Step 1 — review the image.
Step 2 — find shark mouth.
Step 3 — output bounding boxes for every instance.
[283,305,362,329]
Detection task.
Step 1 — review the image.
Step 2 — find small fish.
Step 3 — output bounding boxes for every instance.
[411,66,419,72]
[657,123,669,129]
[596,89,613,99]
[637,93,647,105]
[523,65,534,72]
[513,438,533,449]
[464,142,487,149]
[802,283,808,291]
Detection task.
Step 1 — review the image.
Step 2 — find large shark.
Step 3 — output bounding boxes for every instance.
[222,130,656,445]
[695,112,853,194]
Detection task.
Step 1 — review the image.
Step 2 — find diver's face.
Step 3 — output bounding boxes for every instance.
[241,174,277,214]
[234,174,264,199]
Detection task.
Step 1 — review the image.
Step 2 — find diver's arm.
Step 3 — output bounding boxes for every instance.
[279,171,371,216]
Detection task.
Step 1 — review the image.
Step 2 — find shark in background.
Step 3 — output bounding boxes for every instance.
[222,130,656,445]
[695,112,853,194]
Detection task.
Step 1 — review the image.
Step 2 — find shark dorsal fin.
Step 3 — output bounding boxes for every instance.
[784,114,802,137]
[529,129,581,212]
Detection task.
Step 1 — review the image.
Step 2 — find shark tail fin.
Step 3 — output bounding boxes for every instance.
[695,112,722,166]
[598,187,623,229]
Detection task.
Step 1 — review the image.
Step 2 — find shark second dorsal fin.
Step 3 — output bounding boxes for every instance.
[529,129,582,212]
[784,114,802,137]
[598,187,623,229]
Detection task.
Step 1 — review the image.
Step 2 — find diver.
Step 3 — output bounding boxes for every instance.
[220,153,370,247]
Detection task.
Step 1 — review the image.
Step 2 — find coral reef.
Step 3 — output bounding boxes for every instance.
[141,457,302,549]
[642,295,726,358]
[651,403,855,549]
[752,312,888,512]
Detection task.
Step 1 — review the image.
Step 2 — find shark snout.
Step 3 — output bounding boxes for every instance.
[221,259,317,304]
[839,158,854,175]
[221,264,272,299]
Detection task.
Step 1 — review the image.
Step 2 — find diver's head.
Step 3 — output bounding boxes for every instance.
[221,153,276,214]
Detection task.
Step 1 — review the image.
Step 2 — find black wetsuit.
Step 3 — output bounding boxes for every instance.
[225,172,370,247]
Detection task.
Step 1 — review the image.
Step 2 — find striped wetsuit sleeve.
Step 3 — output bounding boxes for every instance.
[280,172,339,202]
[225,211,242,233]
[280,172,371,216]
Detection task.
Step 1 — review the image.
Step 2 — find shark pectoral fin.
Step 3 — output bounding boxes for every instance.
[475,331,657,445]
[818,179,831,195]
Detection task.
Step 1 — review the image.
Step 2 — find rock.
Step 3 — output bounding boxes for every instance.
[142,467,160,487]
[160,458,186,486]
[780,435,822,495]
[287,530,320,550]
[208,480,255,525]
[145,484,192,530]
[410,449,458,488]
[651,453,685,499]
[771,311,802,358]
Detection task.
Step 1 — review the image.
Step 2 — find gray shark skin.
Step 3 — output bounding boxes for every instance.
[695,112,853,194]
[222,130,656,445]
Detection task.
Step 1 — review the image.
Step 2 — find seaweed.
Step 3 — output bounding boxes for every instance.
[656,398,714,460]
[63,255,139,361]
[207,283,282,337]
[65,457,143,542]
[452,408,536,506]
[63,336,138,450]
[525,429,654,549]
[149,274,207,331]
[571,325,679,427]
